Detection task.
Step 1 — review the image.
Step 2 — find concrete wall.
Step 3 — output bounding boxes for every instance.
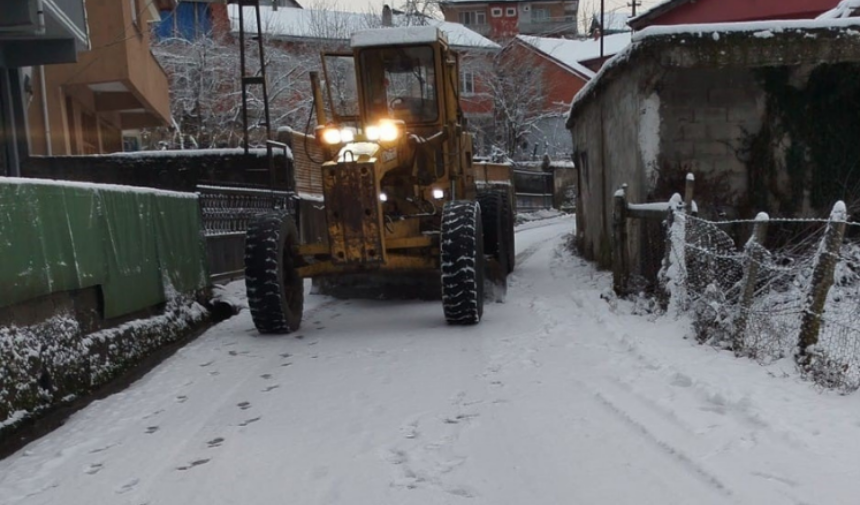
[658,68,765,217]
[569,63,654,269]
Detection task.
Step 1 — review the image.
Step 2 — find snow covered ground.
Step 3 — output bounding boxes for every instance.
[2,215,860,505]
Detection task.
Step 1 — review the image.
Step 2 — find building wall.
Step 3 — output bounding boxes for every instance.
[441,0,578,40]
[28,0,170,156]
[658,68,764,217]
[569,64,650,268]
[635,0,837,27]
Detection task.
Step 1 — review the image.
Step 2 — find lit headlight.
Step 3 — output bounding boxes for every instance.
[379,121,399,142]
[379,192,388,202]
[432,189,445,200]
[364,120,400,142]
[321,127,356,145]
[321,128,342,145]
[365,125,380,141]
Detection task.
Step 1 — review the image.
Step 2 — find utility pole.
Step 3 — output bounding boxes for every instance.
[628,0,642,16]
[600,0,604,58]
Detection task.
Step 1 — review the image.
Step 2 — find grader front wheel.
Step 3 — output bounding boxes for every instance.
[244,213,304,334]
[441,201,485,324]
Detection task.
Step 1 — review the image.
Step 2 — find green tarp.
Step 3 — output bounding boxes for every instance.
[0,179,208,318]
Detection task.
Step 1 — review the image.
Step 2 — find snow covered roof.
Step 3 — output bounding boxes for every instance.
[515,36,597,79]
[228,5,499,50]
[628,0,687,29]
[352,26,442,48]
[567,17,860,125]
[591,12,631,32]
[818,0,860,19]
[518,33,632,68]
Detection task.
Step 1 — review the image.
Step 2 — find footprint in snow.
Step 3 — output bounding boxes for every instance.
[280,362,293,367]
[237,401,251,410]
[84,463,104,475]
[175,395,188,403]
[207,437,225,448]
[670,373,693,388]
[177,459,210,471]
[279,352,292,358]
[294,335,305,340]
[239,417,262,427]
[145,426,159,434]
[260,374,273,379]
[262,384,280,393]
[115,478,140,494]
[199,361,214,367]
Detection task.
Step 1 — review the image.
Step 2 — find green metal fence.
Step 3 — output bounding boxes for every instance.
[0,179,208,318]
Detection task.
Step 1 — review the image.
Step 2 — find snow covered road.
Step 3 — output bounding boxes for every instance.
[2,215,860,505]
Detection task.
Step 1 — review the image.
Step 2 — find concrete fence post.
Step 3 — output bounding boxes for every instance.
[734,212,769,353]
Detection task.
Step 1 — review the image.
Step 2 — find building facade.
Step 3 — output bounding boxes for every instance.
[1,0,90,175]
[26,0,176,158]
[439,0,580,41]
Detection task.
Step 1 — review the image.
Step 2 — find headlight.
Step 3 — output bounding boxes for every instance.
[432,189,445,199]
[365,125,380,141]
[364,120,400,142]
[321,128,342,145]
[379,120,399,142]
[321,127,356,145]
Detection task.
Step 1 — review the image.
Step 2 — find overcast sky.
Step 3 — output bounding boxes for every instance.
[303,0,665,19]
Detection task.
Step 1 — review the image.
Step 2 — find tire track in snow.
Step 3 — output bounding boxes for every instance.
[589,389,736,501]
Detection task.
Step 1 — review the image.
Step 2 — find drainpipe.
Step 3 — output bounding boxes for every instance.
[39,66,52,156]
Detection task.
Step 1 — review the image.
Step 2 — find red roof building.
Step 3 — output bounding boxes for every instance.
[629,0,842,30]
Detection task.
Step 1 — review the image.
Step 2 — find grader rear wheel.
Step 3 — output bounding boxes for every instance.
[244,213,304,334]
[441,201,485,324]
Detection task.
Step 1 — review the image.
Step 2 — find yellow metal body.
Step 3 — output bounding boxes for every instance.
[295,28,510,281]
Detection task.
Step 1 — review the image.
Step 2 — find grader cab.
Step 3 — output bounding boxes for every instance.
[244,26,515,332]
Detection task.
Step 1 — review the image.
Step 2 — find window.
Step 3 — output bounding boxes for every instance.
[532,8,550,20]
[460,71,475,95]
[491,7,503,17]
[459,10,486,26]
[360,45,439,123]
[505,7,516,17]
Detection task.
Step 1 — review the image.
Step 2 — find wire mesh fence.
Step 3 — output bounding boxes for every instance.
[658,205,860,392]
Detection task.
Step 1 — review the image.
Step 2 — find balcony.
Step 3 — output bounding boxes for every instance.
[0,0,90,66]
[51,0,172,129]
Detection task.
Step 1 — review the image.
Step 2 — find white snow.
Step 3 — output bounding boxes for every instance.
[517,33,631,77]
[3,218,860,504]
[229,5,499,50]
[352,26,442,48]
[0,177,197,199]
[633,17,860,41]
[818,0,860,19]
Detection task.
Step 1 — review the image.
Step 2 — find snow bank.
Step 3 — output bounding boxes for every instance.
[0,293,211,437]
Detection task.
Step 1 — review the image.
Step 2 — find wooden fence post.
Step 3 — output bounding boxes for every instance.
[613,184,629,295]
[797,201,848,367]
[684,173,695,214]
[734,212,769,353]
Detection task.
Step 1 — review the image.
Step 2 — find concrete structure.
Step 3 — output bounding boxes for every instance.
[1,0,90,175]
[439,0,580,41]
[566,20,860,273]
[629,0,841,30]
[26,0,176,158]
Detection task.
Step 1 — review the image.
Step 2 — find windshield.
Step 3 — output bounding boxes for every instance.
[359,45,438,124]
[322,54,359,120]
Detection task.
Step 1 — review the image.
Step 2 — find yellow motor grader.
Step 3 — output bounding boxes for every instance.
[244,26,515,332]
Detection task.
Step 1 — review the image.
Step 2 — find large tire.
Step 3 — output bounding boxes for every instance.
[499,191,515,274]
[477,190,506,272]
[244,213,304,334]
[441,201,485,324]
